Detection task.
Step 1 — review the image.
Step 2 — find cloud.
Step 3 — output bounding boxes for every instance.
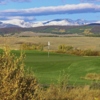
[0,3,100,21]
[0,16,36,22]
[0,0,7,4]
[81,0,100,2]
[0,0,31,4]
[1,3,100,15]
[11,0,31,2]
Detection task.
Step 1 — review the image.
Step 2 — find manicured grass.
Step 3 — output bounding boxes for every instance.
[12,50,100,85]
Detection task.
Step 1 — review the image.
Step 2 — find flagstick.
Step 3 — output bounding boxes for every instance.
[48,45,49,57]
[48,41,50,57]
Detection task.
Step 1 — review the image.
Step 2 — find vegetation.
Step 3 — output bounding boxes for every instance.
[20,43,44,51]
[0,47,100,100]
[83,73,100,81]
[0,37,100,51]
[0,30,100,99]
[10,50,99,85]
[0,25,100,36]
[0,47,38,100]
[57,44,100,56]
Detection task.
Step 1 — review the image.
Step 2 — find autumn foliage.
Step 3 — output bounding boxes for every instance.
[0,47,38,100]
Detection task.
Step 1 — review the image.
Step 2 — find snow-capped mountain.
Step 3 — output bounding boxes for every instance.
[0,19,99,28]
[42,19,90,26]
[0,21,20,28]
[1,19,32,28]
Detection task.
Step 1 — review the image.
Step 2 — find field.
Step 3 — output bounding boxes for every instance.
[1,36,100,85]
[0,36,100,51]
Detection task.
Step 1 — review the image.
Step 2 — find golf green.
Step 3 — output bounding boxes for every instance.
[19,50,100,85]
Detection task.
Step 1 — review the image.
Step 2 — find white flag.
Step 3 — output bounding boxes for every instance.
[48,41,50,46]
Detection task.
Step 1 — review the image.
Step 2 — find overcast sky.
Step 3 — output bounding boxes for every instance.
[0,0,100,22]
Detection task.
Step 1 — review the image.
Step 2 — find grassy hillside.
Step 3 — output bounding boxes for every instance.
[0,25,100,36]
[31,25,93,35]
[12,50,100,85]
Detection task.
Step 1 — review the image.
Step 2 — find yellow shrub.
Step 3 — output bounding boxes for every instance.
[0,46,38,100]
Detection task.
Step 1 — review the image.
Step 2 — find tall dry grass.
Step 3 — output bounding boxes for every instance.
[1,36,100,51]
[0,46,38,100]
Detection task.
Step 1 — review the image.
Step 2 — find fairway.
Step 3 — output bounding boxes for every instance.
[17,50,100,85]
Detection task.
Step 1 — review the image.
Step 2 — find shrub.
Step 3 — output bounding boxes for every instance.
[57,44,100,56]
[58,44,66,52]
[0,46,38,100]
[58,44,73,53]
[20,43,44,51]
[83,73,100,81]
[90,82,100,89]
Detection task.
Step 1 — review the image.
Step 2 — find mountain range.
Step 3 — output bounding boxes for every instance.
[0,19,99,28]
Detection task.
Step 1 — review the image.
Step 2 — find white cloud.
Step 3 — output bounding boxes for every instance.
[0,0,31,5]
[11,0,31,2]
[1,3,100,16]
[0,0,7,4]
[0,16,36,22]
[0,3,100,21]
[81,0,100,2]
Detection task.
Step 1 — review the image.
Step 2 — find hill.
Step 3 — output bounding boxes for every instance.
[0,24,100,36]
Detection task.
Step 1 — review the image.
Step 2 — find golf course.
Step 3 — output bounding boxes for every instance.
[12,50,100,85]
[1,36,100,99]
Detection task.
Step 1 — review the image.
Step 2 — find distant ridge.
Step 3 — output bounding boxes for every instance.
[88,23,100,25]
[0,24,100,36]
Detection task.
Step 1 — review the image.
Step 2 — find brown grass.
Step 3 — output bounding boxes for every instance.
[82,73,100,81]
[0,36,100,50]
[35,84,100,100]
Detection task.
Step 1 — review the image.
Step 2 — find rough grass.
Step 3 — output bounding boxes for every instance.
[36,85,100,100]
[0,36,100,50]
[83,73,100,81]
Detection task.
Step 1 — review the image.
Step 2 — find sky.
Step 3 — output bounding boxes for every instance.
[0,0,100,22]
